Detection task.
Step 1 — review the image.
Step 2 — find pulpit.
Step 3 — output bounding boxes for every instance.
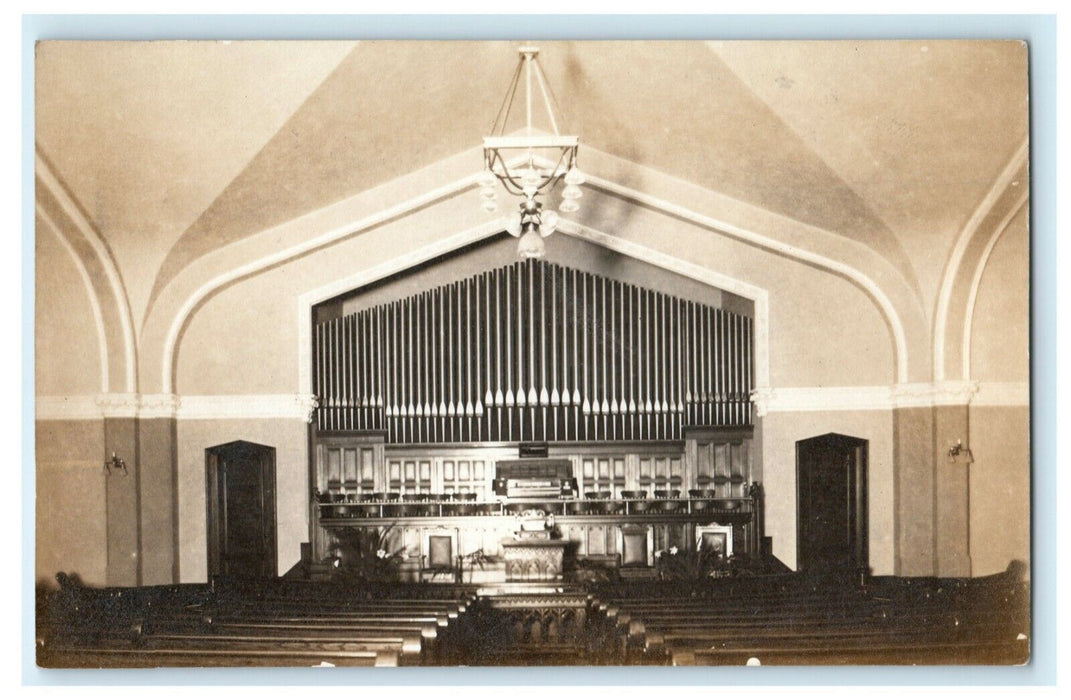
[502,540,567,582]
[502,509,566,582]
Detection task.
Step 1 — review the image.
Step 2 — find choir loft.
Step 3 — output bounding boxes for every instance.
[34,40,1031,667]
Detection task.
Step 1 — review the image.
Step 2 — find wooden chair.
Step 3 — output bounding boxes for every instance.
[420,529,459,583]
[616,525,656,580]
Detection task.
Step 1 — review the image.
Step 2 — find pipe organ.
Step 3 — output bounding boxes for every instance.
[313,259,754,442]
[310,258,762,578]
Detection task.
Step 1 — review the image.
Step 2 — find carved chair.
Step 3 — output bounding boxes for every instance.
[616,525,655,578]
[420,528,460,583]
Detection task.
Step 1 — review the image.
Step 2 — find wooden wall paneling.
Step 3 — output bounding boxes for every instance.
[625,453,639,494]
[589,525,607,556]
[402,526,421,560]
[360,446,376,492]
[341,447,357,493]
[419,459,433,494]
[387,459,402,493]
[731,441,748,497]
[713,442,728,497]
[669,456,684,489]
[326,447,341,494]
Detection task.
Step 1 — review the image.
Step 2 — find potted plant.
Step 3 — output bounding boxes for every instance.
[655,545,727,581]
[326,524,409,583]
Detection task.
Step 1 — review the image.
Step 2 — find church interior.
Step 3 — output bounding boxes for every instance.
[33,40,1031,667]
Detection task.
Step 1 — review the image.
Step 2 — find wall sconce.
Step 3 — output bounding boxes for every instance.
[104,451,128,476]
[947,440,974,464]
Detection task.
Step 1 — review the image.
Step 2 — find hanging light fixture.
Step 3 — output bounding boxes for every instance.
[480,46,583,258]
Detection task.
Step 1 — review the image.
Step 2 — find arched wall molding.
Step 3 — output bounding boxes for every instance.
[36,149,138,394]
[295,218,505,397]
[154,142,910,397]
[961,194,1029,381]
[578,168,908,384]
[159,170,486,394]
[556,220,771,389]
[293,218,772,399]
[933,139,1028,382]
[37,205,110,394]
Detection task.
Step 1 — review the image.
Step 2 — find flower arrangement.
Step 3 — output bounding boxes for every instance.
[655,543,729,581]
[326,524,408,583]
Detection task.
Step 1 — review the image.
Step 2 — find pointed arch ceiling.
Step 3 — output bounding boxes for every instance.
[34,40,1029,339]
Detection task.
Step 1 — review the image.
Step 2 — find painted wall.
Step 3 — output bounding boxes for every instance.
[967,405,1030,576]
[176,418,309,583]
[175,193,897,396]
[35,420,107,587]
[35,223,103,395]
[577,194,898,387]
[34,224,108,587]
[970,207,1029,383]
[758,409,895,575]
[966,208,1030,576]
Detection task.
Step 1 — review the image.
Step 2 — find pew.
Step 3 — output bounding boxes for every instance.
[591,569,1029,666]
[38,569,1028,667]
[38,576,478,668]
[39,645,394,668]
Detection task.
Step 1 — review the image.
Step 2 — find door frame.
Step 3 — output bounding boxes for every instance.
[795,432,869,576]
[205,440,278,579]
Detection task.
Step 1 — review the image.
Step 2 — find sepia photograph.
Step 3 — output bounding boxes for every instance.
[33,37,1032,670]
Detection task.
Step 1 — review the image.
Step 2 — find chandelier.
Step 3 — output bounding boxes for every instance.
[479,46,584,259]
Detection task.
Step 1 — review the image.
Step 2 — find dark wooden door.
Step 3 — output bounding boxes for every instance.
[206,441,277,579]
[796,433,868,578]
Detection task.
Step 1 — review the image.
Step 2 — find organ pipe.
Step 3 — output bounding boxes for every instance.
[313,260,753,441]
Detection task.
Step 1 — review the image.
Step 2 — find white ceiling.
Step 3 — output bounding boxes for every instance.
[35,40,356,317]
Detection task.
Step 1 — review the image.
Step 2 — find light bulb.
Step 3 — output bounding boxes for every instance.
[541,210,559,237]
[505,214,523,237]
[480,187,497,200]
[559,199,580,213]
[517,228,546,259]
[477,169,496,188]
[481,200,499,213]
[562,184,583,200]
[564,166,585,186]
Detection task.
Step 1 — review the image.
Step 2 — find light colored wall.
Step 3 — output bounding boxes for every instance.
[967,405,1030,575]
[758,409,895,575]
[970,207,1029,383]
[173,197,483,395]
[174,263,301,395]
[35,420,107,587]
[175,192,897,396]
[966,208,1030,576]
[176,418,309,583]
[581,196,897,387]
[35,225,103,395]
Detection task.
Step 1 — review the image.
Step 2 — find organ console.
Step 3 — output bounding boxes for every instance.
[309,258,762,580]
[492,459,578,500]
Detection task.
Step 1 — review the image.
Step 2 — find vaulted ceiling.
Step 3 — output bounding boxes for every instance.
[35,40,1028,333]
